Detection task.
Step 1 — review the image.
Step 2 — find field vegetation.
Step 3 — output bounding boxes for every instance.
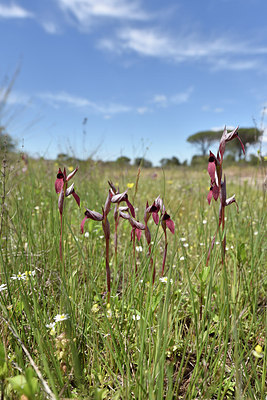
[0,148,266,399]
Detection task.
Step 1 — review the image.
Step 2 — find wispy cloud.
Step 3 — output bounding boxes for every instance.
[0,90,31,106]
[211,125,235,132]
[202,105,224,113]
[56,0,148,28]
[98,27,267,71]
[42,21,61,35]
[39,91,132,116]
[0,3,33,19]
[152,87,193,108]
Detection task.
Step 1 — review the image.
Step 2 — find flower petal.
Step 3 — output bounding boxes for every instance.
[136,228,142,241]
[84,209,104,221]
[66,166,78,181]
[72,191,80,207]
[166,218,175,234]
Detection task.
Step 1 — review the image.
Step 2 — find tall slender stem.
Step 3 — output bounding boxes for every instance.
[105,237,110,303]
[162,230,168,276]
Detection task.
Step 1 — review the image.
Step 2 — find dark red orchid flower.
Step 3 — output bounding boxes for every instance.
[206,127,245,265]
[55,167,80,260]
[55,167,80,215]
[162,212,175,234]
[111,189,135,218]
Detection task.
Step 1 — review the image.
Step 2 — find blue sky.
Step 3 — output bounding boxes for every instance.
[0,0,267,164]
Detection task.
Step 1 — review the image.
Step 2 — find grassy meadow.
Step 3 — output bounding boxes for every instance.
[0,155,266,399]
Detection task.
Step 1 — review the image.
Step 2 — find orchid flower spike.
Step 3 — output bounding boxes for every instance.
[111,189,135,218]
[55,167,80,214]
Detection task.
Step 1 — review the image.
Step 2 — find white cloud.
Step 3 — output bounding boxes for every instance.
[137,107,149,114]
[57,0,148,27]
[98,27,267,71]
[153,95,167,106]
[152,87,193,108]
[42,21,60,34]
[39,91,132,115]
[0,90,30,106]
[211,125,236,132]
[0,3,33,19]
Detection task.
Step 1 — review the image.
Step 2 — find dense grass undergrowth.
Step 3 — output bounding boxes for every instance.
[0,156,266,399]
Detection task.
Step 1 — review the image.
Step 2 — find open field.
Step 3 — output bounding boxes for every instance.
[0,156,266,399]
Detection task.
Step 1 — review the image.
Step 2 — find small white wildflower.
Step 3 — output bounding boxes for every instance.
[132,314,140,321]
[46,322,56,329]
[34,206,40,211]
[0,284,7,292]
[172,264,176,268]
[200,243,204,246]
[159,277,173,284]
[54,313,69,322]
[180,256,185,261]
[11,272,26,281]
[215,241,220,245]
[99,235,104,239]
[84,231,89,238]
[231,245,234,249]
[254,231,258,236]
[136,246,143,252]
[180,238,186,242]
[225,247,229,251]
[183,243,189,248]
[106,309,112,319]
[24,242,28,250]
[202,220,207,224]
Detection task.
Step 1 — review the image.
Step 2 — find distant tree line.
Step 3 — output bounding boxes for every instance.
[1,125,265,168]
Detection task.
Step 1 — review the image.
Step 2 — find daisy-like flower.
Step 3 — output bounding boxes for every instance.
[11,272,26,281]
[159,277,173,284]
[46,322,56,329]
[84,231,90,238]
[132,314,140,321]
[180,256,185,261]
[46,322,56,335]
[54,313,69,323]
[0,283,7,292]
[136,246,143,252]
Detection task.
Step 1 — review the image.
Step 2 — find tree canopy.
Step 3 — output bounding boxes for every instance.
[160,156,181,167]
[187,130,221,156]
[187,127,262,158]
[134,157,153,168]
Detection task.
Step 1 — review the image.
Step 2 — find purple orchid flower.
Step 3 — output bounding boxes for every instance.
[111,189,135,218]
[55,167,80,260]
[206,126,245,264]
[81,190,112,301]
[145,196,175,277]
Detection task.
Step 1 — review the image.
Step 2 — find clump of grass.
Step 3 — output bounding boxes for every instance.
[0,157,265,399]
